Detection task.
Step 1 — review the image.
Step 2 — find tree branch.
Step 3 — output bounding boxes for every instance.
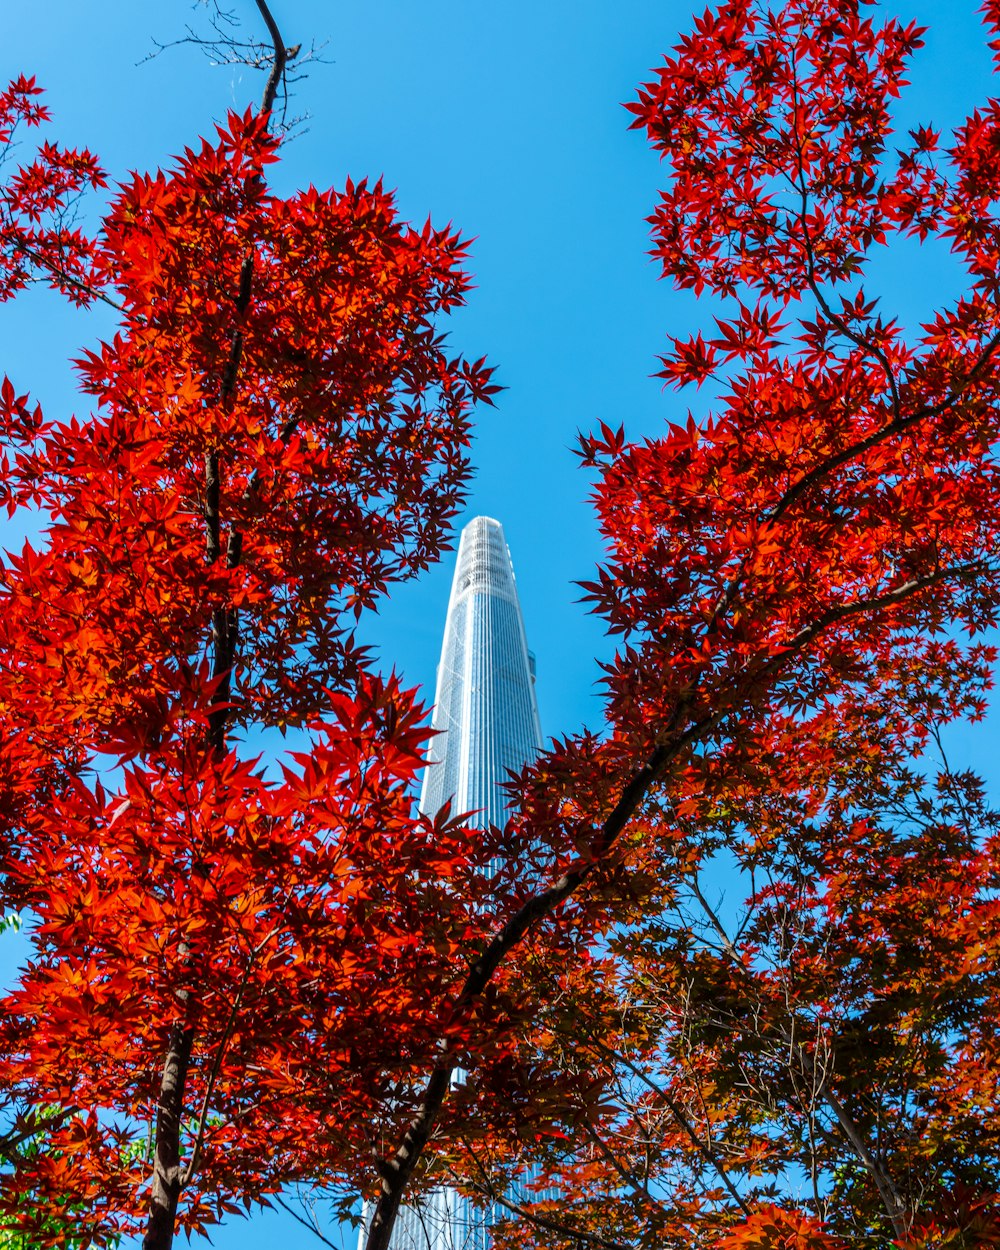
[254,0,288,116]
[180,937,266,1187]
[585,1038,751,1217]
[580,1117,670,1216]
[273,1194,342,1250]
[820,1083,907,1240]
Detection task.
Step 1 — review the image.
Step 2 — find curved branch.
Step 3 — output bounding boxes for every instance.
[768,323,1000,530]
[146,9,289,1246]
[788,57,902,423]
[180,934,268,1188]
[700,53,1000,641]
[819,1084,906,1238]
[254,0,288,116]
[10,239,123,312]
[273,1194,342,1250]
[580,1118,672,1217]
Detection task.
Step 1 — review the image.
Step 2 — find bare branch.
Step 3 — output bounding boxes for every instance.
[273,1194,343,1250]
[141,0,329,133]
[447,1146,634,1250]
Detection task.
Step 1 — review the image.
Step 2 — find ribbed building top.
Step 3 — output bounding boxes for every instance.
[451,516,518,604]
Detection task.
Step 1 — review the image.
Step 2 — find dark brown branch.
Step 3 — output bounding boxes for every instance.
[144,7,289,1248]
[700,63,1000,644]
[205,168,257,755]
[820,1084,907,1239]
[10,239,124,312]
[254,0,288,116]
[0,1105,76,1165]
[180,940,265,1187]
[771,321,1000,529]
[581,1118,670,1216]
[705,321,1000,639]
[787,61,902,423]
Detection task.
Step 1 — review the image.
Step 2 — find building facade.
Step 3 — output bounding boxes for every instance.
[369,515,543,1250]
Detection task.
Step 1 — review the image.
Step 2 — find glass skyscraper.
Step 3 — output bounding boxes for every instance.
[367,515,543,1250]
[419,515,541,829]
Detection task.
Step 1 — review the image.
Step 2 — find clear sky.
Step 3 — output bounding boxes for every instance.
[1,0,999,1245]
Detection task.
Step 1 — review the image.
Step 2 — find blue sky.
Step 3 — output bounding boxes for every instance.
[1,0,999,1244]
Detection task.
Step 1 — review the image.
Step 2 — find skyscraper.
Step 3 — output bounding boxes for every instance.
[372,515,543,1250]
[420,515,541,829]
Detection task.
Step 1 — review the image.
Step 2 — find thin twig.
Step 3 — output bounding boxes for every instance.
[274,1194,342,1250]
[180,934,270,1187]
[448,1146,633,1250]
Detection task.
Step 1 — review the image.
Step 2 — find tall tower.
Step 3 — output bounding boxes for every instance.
[420,515,541,826]
[383,516,542,1250]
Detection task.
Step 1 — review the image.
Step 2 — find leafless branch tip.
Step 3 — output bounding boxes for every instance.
[140,1,331,136]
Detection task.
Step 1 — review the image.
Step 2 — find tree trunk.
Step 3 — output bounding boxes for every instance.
[143,1021,195,1250]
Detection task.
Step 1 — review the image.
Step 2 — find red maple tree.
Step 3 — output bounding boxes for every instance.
[0,11,503,1247]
